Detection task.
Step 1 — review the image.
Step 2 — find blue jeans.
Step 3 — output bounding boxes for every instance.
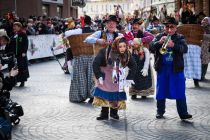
[157,99,189,117]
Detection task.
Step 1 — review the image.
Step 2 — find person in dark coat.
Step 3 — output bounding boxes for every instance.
[150,17,192,121]
[9,22,29,87]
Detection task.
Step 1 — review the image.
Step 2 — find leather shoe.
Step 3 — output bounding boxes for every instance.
[156,113,164,119]
[180,114,193,121]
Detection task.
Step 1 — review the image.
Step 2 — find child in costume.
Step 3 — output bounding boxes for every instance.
[92,36,136,120]
[129,38,154,99]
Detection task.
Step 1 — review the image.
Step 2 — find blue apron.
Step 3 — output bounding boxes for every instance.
[156,49,186,100]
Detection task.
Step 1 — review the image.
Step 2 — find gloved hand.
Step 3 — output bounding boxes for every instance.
[98,77,103,85]
[124,80,134,88]
[141,69,148,77]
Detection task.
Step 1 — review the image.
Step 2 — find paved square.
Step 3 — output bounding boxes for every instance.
[11,59,210,140]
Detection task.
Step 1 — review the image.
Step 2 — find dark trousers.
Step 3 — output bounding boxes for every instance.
[157,99,189,117]
[201,64,208,79]
[100,107,118,116]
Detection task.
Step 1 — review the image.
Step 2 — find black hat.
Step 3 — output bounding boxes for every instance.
[84,15,92,25]
[163,17,178,25]
[152,16,159,22]
[1,35,10,43]
[103,15,119,24]
[131,18,144,25]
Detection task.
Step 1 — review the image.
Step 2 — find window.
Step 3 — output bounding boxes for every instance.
[42,5,49,16]
[91,5,93,12]
[57,6,62,17]
[96,5,98,13]
[102,5,104,12]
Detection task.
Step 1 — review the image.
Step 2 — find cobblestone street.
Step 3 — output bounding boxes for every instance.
[11,59,210,140]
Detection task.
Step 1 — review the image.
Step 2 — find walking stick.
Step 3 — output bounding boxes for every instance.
[50,46,66,73]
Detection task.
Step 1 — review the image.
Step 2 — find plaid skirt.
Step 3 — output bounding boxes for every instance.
[69,55,95,102]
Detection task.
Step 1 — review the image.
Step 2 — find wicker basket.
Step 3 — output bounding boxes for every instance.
[93,43,105,55]
[67,33,94,56]
[177,24,204,46]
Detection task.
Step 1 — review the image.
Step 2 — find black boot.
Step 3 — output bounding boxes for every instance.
[141,96,147,99]
[88,98,93,104]
[194,79,200,88]
[110,108,119,120]
[131,95,137,100]
[180,114,193,121]
[19,82,25,87]
[96,107,109,120]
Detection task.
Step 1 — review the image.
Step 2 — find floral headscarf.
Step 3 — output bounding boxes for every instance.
[201,17,210,34]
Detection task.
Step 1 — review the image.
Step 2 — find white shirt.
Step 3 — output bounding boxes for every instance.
[64,28,82,37]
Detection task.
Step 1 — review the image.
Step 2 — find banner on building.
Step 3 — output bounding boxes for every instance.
[42,0,63,4]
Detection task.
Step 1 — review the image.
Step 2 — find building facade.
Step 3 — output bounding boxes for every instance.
[0,0,78,18]
[151,0,176,16]
[175,0,209,16]
[78,0,139,18]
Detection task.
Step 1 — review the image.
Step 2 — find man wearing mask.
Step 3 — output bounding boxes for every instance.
[129,18,154,99]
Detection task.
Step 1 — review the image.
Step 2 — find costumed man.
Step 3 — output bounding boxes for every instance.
[92,36,136,120]
[85,15,122,48]
[129,18,154,99]
[64,15,95,103]
[150,17,192,120]
[9,22,29,87]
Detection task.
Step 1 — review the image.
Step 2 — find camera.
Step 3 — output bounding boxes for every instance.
[0,90,24,125]
[0,53,17,70]
[0,68,23,140]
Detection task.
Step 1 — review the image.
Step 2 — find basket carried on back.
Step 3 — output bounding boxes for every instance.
[67,33,94,56]
[93,43,104,55]
[177,24,204,46]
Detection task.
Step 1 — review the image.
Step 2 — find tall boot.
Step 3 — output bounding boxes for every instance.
[110,108,119,120]
[96,107,109,120]
[19,82,25,87]
[193,79,200,88]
